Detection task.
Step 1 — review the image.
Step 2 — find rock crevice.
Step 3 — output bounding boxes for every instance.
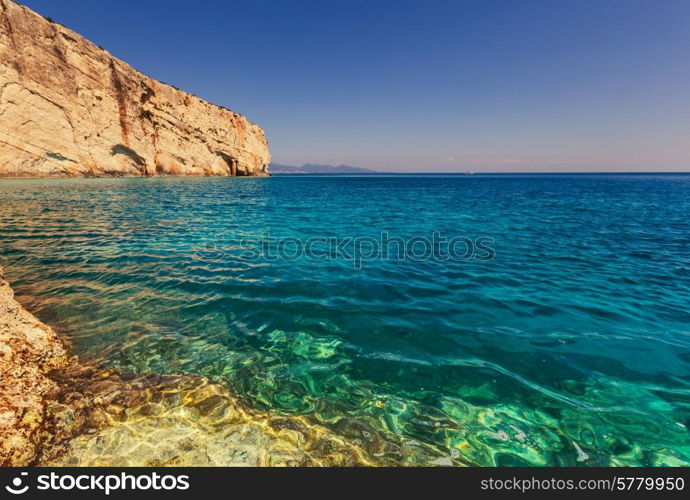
[0,0,270,177]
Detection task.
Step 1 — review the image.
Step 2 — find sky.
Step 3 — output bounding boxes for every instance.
[19,0,690,172]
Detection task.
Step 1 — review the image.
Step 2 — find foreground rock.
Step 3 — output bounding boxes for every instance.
[0,0,270,177]
[0,265,68,466]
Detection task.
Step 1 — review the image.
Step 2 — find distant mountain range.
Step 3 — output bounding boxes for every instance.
[269,163,377,174]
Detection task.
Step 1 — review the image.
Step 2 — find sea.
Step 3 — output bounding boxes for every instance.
[1,173,689,465]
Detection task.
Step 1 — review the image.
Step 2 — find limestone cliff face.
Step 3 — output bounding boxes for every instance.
[0,0,270,177]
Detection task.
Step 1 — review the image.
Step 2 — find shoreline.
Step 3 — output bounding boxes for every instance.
[0,265,70,465]
[0,265,439,466]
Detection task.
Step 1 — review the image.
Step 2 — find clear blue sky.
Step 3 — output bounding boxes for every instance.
[20,0,690,172]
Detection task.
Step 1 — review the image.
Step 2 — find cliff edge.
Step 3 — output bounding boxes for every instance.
[0,0,270,177]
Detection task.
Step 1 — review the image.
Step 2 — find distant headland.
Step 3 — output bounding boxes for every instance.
[269,163,376,174]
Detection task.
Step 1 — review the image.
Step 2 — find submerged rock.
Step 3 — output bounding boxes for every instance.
[40,374,379,466]
[0,0,270,177]
[0,267,406,466]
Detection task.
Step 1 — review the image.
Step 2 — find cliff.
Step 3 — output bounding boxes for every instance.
[0,0,270,177]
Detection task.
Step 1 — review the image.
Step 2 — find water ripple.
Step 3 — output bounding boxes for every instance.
[1,175,690,465]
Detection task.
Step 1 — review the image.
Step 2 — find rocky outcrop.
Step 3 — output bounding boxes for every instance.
[0,0,270,177]
[0,265,68,466]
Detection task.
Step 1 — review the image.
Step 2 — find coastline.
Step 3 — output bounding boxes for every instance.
[0,265,437,466]
[0,265,69,465]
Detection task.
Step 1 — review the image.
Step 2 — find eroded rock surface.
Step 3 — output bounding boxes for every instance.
[0,265,67,466]
[0,0,270,177]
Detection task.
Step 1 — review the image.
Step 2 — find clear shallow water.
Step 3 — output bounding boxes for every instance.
[1,174,689,466]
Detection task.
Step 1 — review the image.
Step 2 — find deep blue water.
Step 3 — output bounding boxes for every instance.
[1,174,689,465]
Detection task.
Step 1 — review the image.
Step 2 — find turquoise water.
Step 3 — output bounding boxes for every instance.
[1,174,689,465]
